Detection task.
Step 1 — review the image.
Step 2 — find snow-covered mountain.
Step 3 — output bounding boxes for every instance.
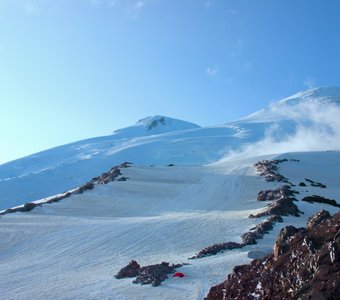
[0,87,340,299]
[1,87,340,210]
[242,86,340,122]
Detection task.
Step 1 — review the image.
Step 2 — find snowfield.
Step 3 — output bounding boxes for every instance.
[0,151,339,300]
[0,87,340,299]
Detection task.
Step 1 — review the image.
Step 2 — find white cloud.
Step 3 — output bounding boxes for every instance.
[225,99,340,159]
[206,66,218,77]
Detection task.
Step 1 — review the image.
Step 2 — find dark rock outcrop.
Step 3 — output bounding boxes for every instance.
[147,116,165,130]
[307,210,331,229]
[305,178,327,188]
[75,181,94,194]
[115,260,140,279]
[3,202,38,213]
[133,262,184,287]
[254,159,296,183]
[190,242,242,259]
[115,261,185,287]
[205,211,340,300]
[257,185,297,201]
[242,215,283,245]
[117,176,129,182]
[251,185,302,219]
[273,225,304,259]
[190,215,284,259]
[90,162,131,185]
[302,195,340,208]
[250,196,302,218]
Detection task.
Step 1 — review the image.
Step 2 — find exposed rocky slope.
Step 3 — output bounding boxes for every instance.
[205,210,340,300]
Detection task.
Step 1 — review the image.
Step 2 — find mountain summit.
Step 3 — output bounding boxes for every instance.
[241,86,340,123]
[280,86,340,105]
[113,115,200,138]
[135,115,200,132]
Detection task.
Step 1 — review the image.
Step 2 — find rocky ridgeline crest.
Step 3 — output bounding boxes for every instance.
[0,162,131,216]
[250,185,301,218]
[253,159,299,183]
[205,210,340,300]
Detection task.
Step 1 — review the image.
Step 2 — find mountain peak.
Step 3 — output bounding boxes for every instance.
[279,86,340,105]
[113,115,200,138]
[240,86,340,123]
[136,115,200,132]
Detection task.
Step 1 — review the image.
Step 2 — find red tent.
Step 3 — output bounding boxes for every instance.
[173,272,185,278]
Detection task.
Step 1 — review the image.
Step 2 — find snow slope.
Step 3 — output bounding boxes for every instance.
[1,87,340,209]
[0,152,339,300]
[241,86,340,122]
[0,87,340,299]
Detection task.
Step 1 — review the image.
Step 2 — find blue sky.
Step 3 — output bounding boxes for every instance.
[1,0,340,164]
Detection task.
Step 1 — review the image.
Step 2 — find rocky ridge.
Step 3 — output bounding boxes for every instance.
[205,210,340,300]
[0,162,131,215]
[190,159,300,259]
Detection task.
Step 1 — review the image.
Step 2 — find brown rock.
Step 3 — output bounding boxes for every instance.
[115,260,141,279]
[205,211,340,300]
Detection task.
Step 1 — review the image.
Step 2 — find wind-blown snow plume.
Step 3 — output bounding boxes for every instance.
[226,98,340,159]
